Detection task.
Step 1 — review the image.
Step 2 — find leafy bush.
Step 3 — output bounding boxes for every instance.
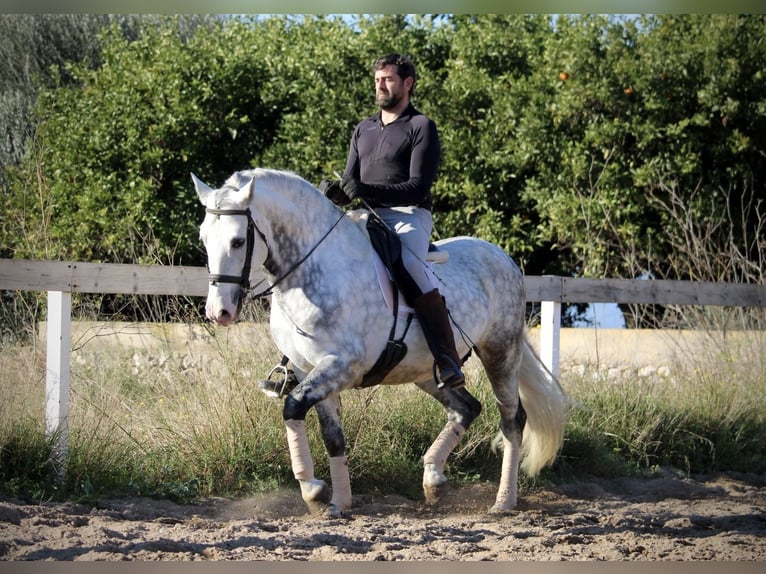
[5,14,764,281]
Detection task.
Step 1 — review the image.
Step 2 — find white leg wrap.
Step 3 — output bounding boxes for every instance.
[329,455,352,511]
[494,437,520,511]
[285,419,314,480]
[423,421,465,469]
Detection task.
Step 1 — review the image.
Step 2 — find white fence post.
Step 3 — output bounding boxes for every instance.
[45,290,71,479]
[540,300,561,379]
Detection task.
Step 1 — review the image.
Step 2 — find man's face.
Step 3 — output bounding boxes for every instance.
[374,65,409,110]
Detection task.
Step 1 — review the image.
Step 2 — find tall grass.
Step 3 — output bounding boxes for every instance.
[1,323,764,504]
[558,330,766,478]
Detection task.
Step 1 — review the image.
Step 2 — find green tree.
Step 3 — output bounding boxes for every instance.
[6,17,281,266]
[4,13,765,296]
[518,14,766,282]
[250,14,369,180]
[253,15,445,186]
[429,14,553,268]
[630,14,766,281]
[1,14,109,175]
[518,14,646,276]
[0,15,210,190]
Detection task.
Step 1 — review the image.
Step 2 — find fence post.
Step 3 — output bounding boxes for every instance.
[46,290,71,479]
[540,300,561,379]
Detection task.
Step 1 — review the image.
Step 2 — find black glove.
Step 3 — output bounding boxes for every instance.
[340,175,373,202]
[319,179,350,206]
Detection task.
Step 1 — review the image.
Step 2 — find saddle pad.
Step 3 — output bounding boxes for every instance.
[373,252,414,318]
[348,209,444,318]
[372,251,441,318]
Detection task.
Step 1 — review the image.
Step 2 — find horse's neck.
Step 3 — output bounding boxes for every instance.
[253,181,349,276]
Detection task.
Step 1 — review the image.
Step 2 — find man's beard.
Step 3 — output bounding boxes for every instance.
[376,90,401,110]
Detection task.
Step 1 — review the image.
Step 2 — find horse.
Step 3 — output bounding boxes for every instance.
[193,167,569,517]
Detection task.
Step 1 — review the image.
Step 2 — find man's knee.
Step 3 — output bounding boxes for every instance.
[392,257,423,305]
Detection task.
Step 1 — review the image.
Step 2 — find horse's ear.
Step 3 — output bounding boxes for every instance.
[191,173,214,205]
[240,176,255,201]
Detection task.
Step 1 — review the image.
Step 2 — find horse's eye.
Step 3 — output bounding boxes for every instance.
[231,238,245,249]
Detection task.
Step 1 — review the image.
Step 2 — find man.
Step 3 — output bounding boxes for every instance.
[326,53,465,390]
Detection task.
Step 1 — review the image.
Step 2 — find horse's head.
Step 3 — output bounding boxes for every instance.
[193,172,269,326]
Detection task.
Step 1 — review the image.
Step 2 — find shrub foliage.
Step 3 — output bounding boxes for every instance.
[2,14,764,280]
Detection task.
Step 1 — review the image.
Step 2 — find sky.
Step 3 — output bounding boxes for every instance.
[575,303,626,328]
[5,1,765,14]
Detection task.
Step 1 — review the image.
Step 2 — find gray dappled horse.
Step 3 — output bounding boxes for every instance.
[194,168,569,517]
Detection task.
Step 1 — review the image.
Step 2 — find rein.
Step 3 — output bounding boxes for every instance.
[205,206,346,300]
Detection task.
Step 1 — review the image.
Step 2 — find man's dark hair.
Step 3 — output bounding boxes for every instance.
[373,53,416,96]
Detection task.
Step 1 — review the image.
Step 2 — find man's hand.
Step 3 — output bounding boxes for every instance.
[319,179,350,206]
[340,175,370,202]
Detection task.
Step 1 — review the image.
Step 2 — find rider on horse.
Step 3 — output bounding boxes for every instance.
[262,53,465,394]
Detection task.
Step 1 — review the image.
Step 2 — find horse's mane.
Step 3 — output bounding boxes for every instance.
[224,168,306,189]
[216,167,321,210]
[220,168,319,202]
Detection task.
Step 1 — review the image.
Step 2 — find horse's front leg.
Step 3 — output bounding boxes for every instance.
[283,355,355,518]
[315,394,351,516]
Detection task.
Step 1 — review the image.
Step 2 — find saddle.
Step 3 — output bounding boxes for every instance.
[358,212,448,387]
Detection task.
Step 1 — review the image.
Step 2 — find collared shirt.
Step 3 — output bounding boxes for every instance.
[343,103,440,211]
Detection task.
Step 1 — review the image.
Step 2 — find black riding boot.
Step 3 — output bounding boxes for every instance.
[413,289,466,390]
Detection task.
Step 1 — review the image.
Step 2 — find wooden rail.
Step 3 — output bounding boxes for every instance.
[3,259,765,306]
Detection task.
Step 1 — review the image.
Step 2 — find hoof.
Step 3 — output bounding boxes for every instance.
[300,479,331,515]
[423,481,448,505]
[488,502,516,515]
[322,503,351,519]
[422,463,449,505]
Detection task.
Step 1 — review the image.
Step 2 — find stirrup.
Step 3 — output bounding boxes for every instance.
[433,355,466,390]
[257,362,299,398]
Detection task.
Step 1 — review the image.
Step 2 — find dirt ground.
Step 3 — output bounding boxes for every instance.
[1,469,764,561]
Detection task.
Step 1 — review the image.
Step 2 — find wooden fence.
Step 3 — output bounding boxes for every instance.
[2,257,766,468]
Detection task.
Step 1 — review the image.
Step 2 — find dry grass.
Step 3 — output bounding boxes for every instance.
[1,322,765,503]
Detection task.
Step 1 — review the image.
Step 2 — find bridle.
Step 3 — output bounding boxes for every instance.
[205,206,345,300]
[205,207,263,291]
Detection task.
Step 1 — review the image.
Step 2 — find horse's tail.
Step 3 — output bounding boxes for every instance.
[513,335,570,476]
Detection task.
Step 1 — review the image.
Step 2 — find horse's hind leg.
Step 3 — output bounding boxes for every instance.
[490,395,526,513]
[415,382,482,504]
[482,343,526,513]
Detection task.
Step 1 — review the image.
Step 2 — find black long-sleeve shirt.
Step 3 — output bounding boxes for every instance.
[343,103,440,211]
